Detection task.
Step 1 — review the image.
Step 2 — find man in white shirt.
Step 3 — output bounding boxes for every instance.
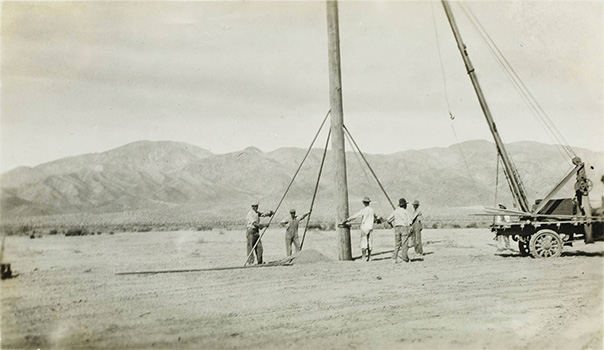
[343,196,378,261]
[388,198,412,263]
[246,202,274,265]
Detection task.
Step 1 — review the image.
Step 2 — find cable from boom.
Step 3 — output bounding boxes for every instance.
[431,1,480,193]
[458,3,576,162]
[431,1,453,117]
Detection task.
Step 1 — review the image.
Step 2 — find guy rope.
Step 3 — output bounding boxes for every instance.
[243,110,331,266]
[243,116,398,266]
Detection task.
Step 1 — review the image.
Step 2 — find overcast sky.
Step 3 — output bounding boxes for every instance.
[1,1,602,173]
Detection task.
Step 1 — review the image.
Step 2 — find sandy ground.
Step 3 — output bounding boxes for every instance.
[1,227,602,349]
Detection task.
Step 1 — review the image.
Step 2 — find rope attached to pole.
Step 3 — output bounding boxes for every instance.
[344,130,388,215]
[342,125,395,210]
[300,129,331,250]
[243,110,331,266]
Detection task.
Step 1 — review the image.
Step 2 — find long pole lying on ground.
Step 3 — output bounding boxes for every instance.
[326,0,352,261]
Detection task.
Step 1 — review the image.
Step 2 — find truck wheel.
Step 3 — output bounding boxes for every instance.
[529,229,563,258]
[518,236,530,256]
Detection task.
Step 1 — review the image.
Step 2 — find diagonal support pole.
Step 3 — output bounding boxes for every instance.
[244,110,330,266]
[300,129,331,250]
[343,125,395,210]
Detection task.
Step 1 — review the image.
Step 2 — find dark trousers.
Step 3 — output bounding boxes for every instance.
[246,228,263,264]
[285,234,301,256]
[411,223,423,255]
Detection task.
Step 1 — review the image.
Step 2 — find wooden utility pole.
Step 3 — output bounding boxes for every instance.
[326,0,352,260]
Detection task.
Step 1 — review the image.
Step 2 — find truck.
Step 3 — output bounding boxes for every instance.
[441,0,603,258]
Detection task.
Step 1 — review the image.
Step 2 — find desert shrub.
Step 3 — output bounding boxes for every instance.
[466,222,478,228]
[196,225,212,231]
[65,228,89,236]
[17,225,33,235]
[109,231,115,235]
[49,229,58,235]
[65,229,79,236]
[306,223,324,230]
[432,223,439,229]
[321,222,336,230]
[452,224,461,229]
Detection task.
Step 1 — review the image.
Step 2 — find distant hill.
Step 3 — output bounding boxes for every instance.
[1,139,602,227]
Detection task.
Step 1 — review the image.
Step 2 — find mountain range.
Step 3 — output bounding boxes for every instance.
[1,140,602,227]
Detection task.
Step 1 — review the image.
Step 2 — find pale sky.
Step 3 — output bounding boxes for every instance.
[1,1,602,173]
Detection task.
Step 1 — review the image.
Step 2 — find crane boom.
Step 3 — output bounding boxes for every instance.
[441,0,531,212]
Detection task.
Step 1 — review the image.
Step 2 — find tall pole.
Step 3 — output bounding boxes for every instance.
[441,0,530,212]
[326,0,352,260]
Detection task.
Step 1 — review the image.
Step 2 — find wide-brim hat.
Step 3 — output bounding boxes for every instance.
[251,202,259,207]
[289,209,296,214]
[362,196,371,203]
[412,200,420,205]
[398,198,407,206]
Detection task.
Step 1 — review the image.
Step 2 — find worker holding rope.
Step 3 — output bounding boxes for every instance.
[343,197,381,261]
[246,202,274,265]
[281,209,311,257]
[388,198,412,263]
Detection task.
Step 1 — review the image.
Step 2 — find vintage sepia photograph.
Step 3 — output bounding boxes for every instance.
[1,0,602,348]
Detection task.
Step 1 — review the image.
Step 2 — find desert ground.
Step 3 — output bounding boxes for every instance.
[1,227,602,349]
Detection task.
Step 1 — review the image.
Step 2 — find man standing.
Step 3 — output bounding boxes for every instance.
[343,196,379,261]
[246,202,274,265]
[411,200,424,255]
[496,203,511,252]
[280,209,311,256]
[388,198,412,263]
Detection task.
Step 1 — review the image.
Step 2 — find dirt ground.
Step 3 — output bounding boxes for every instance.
[1,227,602,349]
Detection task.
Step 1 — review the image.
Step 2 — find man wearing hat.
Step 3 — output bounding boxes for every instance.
[246,202,274,265]
[343,196,379,261]
[280,209,311,256]
[388,198,412,263]
[410,199,424,255]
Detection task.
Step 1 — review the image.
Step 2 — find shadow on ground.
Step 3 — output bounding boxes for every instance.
[561,251,604,257]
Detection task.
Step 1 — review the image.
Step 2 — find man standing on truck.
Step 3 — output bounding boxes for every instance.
[246,202,274,265]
